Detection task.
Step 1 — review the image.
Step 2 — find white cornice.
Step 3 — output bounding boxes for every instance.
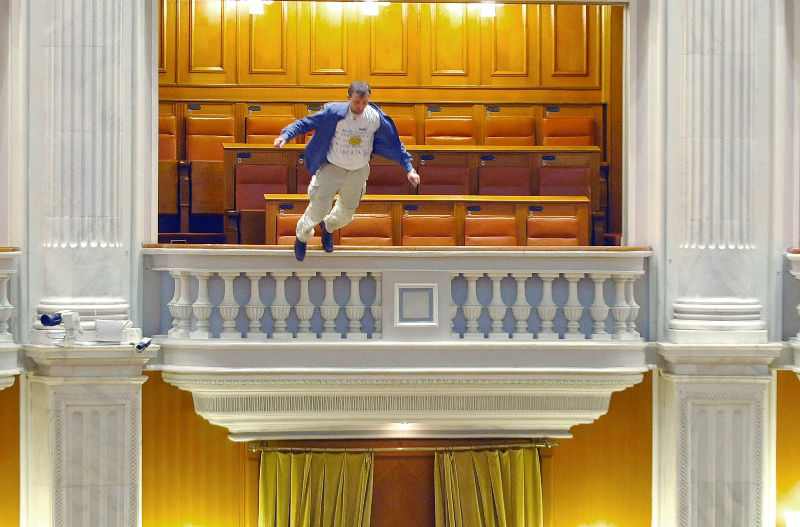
[162,368,645,440]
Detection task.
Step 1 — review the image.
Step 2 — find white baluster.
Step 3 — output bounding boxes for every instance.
[0,272,14,341]
[345,272,367,340]
[625,274,641,339]
[462,272,483,339]
[295,272,316,339]
[167,270,182,337]
[510,273,531,339]
[245,272,266,339]
[563,273,585,340]
[589,273,611,340]
[320,272,340,339]
[611,274,632,340]
[270,272,292,340]
[536,273,559,340]
[170,271,192,339]
[450,272,460,339]
[218,272,241,339]
[371,272,382,339]
[487,272,508,339]
[190,272,214,339]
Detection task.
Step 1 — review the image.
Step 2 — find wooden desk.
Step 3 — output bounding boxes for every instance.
[264,194,590,247]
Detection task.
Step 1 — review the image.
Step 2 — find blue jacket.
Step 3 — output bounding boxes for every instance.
[279,102,414,175]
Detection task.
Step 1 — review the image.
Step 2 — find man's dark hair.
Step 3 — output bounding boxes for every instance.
[348,81,371,97]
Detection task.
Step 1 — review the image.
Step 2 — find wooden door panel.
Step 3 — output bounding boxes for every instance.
[540,4,601,88]
[238,1,297,85]
[298,2,357,85]
[159,0,177,84]
[177,0,237,84]
[358,3,418,86]
[480,4,538,87]
[420,3,479,86]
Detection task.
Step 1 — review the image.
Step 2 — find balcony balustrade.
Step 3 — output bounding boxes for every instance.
[0,248,21,390]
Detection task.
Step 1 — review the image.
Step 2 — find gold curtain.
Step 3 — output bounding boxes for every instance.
[258,451,374,527]
[434,448,543,527]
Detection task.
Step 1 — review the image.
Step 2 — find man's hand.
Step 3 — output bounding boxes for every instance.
[273,137,286,148]
[407,170,420,188]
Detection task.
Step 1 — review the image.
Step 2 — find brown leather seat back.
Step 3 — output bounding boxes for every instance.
[367,164,411,194]
[401,215,456,246]
[464,216,517,246]
[526,216,580,246]
[236,165,289,209]
[185,116,235,161]
[158,115,178,160]
[275,215,322,245]
[246,115,295,144]
[424,118,476,145]
[541,117,594,147]
[391,116,417,145]
[478,166,530,196]
[538,166,591,198]
[340,215,394,246]
[417,166,470,195]
[158,160,179,215]
[484,116,535,146]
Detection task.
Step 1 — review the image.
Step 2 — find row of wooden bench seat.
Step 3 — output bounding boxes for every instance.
[264,195,590,247]
[159,149,602,247]
[159,114,596,162]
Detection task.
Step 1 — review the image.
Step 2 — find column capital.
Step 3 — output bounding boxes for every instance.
[658,342,781,376]
[25,343,156,378]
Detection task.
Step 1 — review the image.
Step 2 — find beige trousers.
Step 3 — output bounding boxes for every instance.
[295,162,370,242]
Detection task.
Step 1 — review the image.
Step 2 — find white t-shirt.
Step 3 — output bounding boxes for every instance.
[326,105,381,170]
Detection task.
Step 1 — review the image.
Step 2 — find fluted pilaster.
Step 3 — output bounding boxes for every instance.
[666,0,767,343]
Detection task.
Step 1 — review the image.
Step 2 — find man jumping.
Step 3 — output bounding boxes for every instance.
[274,81,420,261]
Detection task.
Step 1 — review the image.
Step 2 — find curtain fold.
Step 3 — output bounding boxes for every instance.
[258,451,374,527]
[434,448,543,527]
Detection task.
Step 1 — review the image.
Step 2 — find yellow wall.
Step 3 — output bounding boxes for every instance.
[0,377,20,527]
[549,370,653,527]
[143,370,653,527]
[777,370,800,527]
[142,371,253,527]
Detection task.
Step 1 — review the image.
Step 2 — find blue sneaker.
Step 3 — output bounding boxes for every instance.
[294,238,307,261]
[320,221,334,253]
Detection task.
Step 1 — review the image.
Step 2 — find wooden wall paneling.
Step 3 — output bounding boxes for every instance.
[419,3,480,86]
[533,104,605,156]
[238,0,297,86]
[539,4,601,89]
[356,3,419,87]
[298,1,358,86]
[0,378,20,527]
[479,4,538,87]
[606,6,624,236]
[177,0,238,85]
[160,0,178,84]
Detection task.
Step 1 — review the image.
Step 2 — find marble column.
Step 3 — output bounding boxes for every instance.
[629,0,793,525]
[13,0,158,523]
[24,0,157,334]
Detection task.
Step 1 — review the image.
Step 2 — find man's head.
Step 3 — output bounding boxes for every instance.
[347,81,371,115]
